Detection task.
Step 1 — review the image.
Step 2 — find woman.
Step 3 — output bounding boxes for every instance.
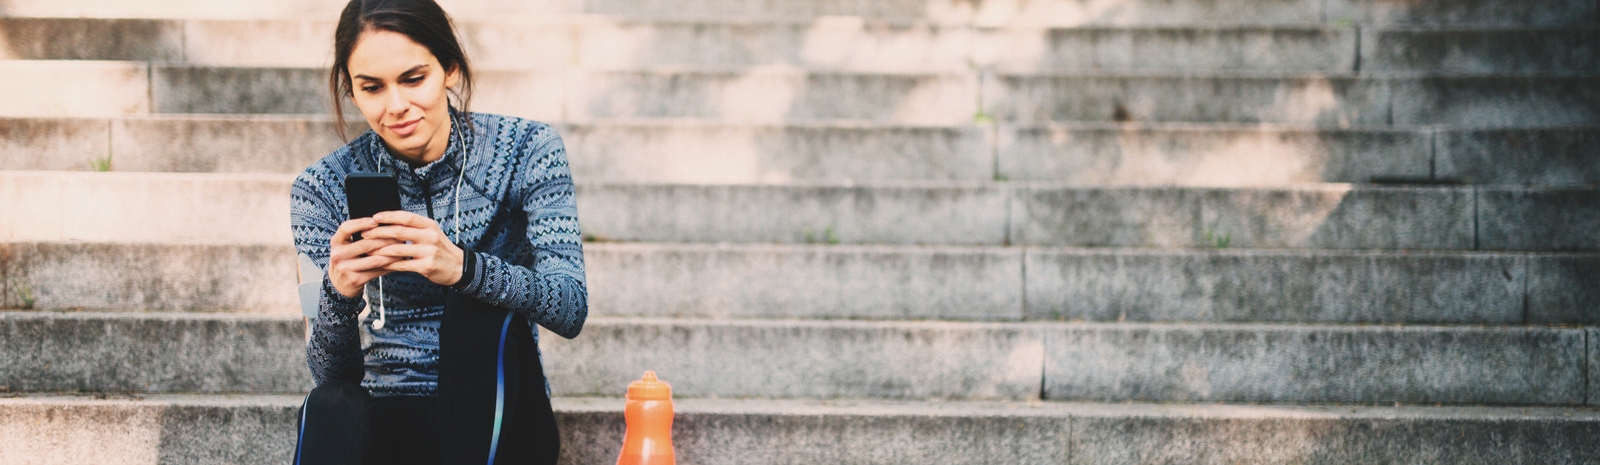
[289,0,586,463]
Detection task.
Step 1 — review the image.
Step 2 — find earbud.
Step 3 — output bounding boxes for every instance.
[373,275,388,330]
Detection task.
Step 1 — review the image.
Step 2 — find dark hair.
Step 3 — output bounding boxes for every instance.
[329,0,474,141]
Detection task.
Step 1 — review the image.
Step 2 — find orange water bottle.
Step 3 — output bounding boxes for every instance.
[617,371,675,465]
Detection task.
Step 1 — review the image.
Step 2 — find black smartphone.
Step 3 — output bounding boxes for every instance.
[345,172,401,241]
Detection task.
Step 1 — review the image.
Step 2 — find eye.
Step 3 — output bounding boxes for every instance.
[360,84,381,93]
[402,74,425,85]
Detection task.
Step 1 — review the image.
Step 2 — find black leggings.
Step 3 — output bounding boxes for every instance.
[295,301,559,465]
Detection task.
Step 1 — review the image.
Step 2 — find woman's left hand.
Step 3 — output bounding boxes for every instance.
[364,210,465,287]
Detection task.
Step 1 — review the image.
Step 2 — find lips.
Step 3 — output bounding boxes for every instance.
[387,118,422,137]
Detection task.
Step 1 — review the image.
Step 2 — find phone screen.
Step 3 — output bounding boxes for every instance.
[345,172,401,240]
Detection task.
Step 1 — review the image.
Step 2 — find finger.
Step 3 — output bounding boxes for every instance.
[340,254,404,273]
[331,237,402,261]
[362,225,440,244]
[332,218,380,246]
[373,210,438,230]
[379,259,424,274]
[343,269,390,288]
[369,243,435,259]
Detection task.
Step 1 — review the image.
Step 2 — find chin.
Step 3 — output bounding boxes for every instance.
[382,130,431,157]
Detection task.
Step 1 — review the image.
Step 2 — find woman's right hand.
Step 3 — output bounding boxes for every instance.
[328,217,403,298]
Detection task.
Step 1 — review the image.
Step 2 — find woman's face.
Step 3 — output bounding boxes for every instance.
[347,29,460,166]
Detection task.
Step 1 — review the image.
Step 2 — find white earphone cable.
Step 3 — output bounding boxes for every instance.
[373,131,471,331]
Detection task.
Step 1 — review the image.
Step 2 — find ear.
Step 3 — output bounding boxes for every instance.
[444,63,461,89]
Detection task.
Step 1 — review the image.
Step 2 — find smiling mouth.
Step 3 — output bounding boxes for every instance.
[388,119,422,136]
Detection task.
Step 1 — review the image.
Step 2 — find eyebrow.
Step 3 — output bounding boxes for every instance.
[352,64,429,81]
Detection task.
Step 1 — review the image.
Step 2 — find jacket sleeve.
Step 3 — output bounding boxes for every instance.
[291,168,368,386]
[451,126,588,339]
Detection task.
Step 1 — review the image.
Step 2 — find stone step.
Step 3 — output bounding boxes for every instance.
[2,241,1596,325]
[1003,123,1600,186]
[1,312,1593,405]
[151,65,979,124]
[9,116,1597,185]
[1325,0,1600,27]
[1361,28,1600,74]
[5,62,1597,127]
[8,18,1598,75]
[3,0,1595,27]
[7,172,1599,251]
[988,73,1600,127]
[1,117,999,183]
[2,395,1594,465]
[0,61,148,117]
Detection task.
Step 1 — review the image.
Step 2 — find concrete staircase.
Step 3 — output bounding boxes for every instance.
[2,0,1598,463]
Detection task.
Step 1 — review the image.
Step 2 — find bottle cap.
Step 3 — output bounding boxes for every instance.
[627,371,672,400]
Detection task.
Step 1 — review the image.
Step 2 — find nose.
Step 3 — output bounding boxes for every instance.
[384,86,407,116]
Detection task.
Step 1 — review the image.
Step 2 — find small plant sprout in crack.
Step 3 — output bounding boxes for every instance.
[971,64,994,124]
[89,153,112,172]
[11,279,36,310]
[1203,224,1232,249]
[804,226,840,245]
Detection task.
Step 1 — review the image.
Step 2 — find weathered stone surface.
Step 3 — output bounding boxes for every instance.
[1071,406,1600,464]
[1010,185,1474,249]
[1327,0,1600,26]
[978,26,1355,72]
[1390,76,1600,127]
[0,61,149,117]
[152,66,327,115]
[1478,188,1600,251]
[0,313,309,393]
[1591,328,1598,406]
[1024,249,1524,324]
[0,117,110,171]
[0,395,302,465]
[567,70,977,124]
[151,66,563,119]
[1044,323,1587,404]
[954,0,1324,26]
[586,243,1024,320]
[7,396,1595,465]
[0,0,1331,25]
[181,19,338,67]
[0,171,293,244]
[181,18,575,68]
[577,182,1007,245]
[3,116,991,179]
[559,398,1073,464]
[1436,128,1600,186]
[570,18,972,72]
[586,0,916,21]
[6,240,1559,323]
[563,121,992,182]
[465,70,568,121]
[0,0,352,19]
[1362,28,1600,74]
[0,242,298,312]
[543,318,1044,400]
[1526,255,1600,325]
[989,74,1388,125]
[995,123,1430,184]
[0,18,181,61]
[111,116,359,173]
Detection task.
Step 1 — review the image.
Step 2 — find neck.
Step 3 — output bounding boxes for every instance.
[389,112,453,168]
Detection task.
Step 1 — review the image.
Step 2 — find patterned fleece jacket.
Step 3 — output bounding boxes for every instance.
[290,108,587,397]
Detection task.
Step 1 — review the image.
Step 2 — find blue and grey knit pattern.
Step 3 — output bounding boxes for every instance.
[290,109,587,397]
